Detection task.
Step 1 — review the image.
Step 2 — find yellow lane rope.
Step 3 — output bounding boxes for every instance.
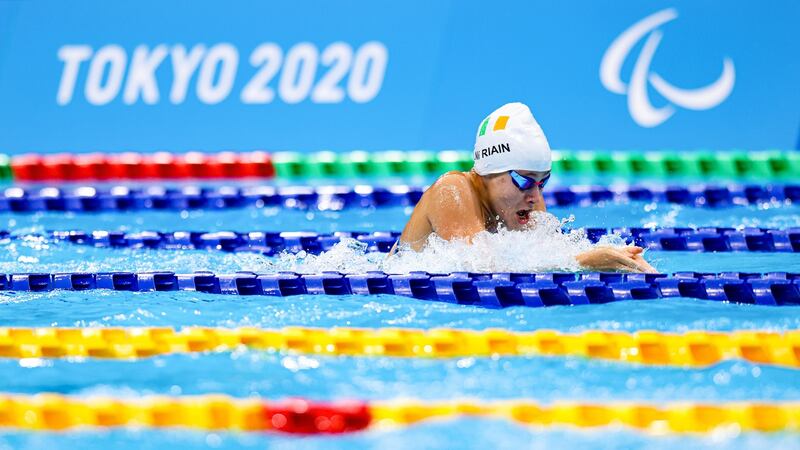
[371,400,800,434]
[0,393,798,434]
[0,326,798,368]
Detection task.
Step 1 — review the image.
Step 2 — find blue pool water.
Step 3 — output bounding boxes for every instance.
[1,196,799,449]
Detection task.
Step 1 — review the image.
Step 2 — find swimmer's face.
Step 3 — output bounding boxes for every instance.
[482,170,549,230]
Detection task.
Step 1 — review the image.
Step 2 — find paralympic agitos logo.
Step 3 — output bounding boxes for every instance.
[600,8,735,127]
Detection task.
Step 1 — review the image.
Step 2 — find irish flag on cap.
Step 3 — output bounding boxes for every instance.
[472,102,552,175]
[478,114,510,136]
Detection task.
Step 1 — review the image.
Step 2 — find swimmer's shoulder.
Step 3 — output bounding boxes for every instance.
[400,171,486,248]
[428,171,476,199]
[422,170,482,215]
[398,174,471,251]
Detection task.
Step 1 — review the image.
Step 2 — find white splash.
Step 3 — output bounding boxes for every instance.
[263,212,632,274]
[264,238,386,274]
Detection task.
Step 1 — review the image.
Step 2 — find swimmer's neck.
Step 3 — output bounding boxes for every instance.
[465,170,500,231]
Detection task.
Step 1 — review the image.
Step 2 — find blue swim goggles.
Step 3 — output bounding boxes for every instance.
[509,170,550,191]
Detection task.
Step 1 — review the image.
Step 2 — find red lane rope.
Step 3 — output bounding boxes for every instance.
[11,152,275,181]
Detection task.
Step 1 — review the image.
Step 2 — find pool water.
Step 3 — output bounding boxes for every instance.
[1,195,799,449]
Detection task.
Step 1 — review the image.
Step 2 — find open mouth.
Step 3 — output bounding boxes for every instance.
[515,209,531,225]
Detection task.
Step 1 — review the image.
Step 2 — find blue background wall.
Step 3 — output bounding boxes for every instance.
[0,0,798,154]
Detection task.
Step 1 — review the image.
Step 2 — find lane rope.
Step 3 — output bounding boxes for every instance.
[7,150,800,181]
[1,326,799,369]
[17,226,797,253]
[1,271,798,307]
[1,183,799,212]
[0,393,797,434]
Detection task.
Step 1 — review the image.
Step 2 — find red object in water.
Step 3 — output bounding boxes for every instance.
[263,399,371,434]
[240,151,275,178]
[73,153,110,180]
[147,152,188,179]
[10,154,45,181]
[11,151,276,181]
[41,153,78,180]
[205,154,226,179]
[217,151,246,178]
[184,151,224,179]
[107,152,154,179]
[102,154,132,179]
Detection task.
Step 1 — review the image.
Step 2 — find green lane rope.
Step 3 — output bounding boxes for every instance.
[273,150,472,178]
[0,155,12,181]
[270,150,799,179]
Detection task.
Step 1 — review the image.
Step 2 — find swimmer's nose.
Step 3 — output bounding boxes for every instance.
[525,186,542,203]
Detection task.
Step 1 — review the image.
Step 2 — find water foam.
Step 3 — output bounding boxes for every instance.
[264,212,632,274]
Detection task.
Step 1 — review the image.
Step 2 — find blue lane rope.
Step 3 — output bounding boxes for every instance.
[1,183,798,212]
[1,271,798,307]
[1,227,795,253]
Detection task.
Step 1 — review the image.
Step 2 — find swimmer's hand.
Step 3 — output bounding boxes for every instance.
[576,246,657,273]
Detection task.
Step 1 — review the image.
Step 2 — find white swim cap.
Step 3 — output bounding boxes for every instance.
[472,102,551,175]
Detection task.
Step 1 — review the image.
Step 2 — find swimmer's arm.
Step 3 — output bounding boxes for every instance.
[428,177,486,241]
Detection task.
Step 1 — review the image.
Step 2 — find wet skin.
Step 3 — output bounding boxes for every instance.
[394,170,656,273]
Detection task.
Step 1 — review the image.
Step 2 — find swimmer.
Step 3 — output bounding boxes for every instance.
[393,102,656,273]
